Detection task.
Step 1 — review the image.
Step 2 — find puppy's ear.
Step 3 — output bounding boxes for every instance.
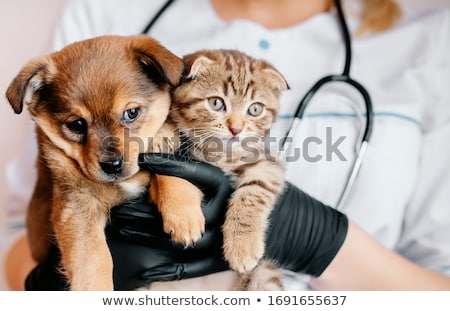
[131,35,184,87]
[183,53,214,80]
[6,57,52,114]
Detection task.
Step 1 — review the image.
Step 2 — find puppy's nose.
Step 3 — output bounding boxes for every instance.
[100,157,123,175]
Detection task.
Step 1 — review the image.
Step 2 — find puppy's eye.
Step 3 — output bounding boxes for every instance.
[248,102,264,116]
[122,107,141,123]
[67,118,87,134]
[208,97,226,112]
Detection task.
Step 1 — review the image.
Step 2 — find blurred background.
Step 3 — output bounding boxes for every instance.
[0,0,67,290]
[0,0,67,205]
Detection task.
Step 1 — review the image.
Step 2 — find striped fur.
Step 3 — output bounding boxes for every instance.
[170,50,288,290]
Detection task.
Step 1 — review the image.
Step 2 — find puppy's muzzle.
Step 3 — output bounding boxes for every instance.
[100,156,124,175]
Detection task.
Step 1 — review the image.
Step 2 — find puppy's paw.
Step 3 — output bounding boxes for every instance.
[151,174,204,247]
[223,230,265,274]
[162,203,205,247]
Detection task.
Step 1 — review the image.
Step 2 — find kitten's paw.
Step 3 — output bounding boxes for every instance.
[162,205,205,247]
[223,232,265,274]
[150,124,178,153]
[150,137,176,153]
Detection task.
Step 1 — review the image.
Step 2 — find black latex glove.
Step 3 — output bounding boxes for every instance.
[24,242,68,291]
[110,154,348,288]
[107,153,233,290]
[25,153,348,290]
[265,182,348,275]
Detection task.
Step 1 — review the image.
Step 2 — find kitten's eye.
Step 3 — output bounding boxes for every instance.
[208,97,226,112]
[67,118,87,134]
[122,107,141,123]
[248,102,264,116]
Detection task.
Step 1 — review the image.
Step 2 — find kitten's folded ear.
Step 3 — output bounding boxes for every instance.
[182,53,214,80]
[263,67,290,92]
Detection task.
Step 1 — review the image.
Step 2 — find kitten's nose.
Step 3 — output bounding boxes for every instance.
[229,127,242,137]
[100,157,123,175]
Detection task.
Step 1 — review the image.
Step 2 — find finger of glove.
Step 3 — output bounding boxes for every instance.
[110,202,163,228]
[111,192,230,228]
[138,153,230,196]
[138,153,232,223]
[202,176,232,223]
[140,253,229,283]
[108,234,183,290]
[107,221,222,252]
[109,204,171,242]
[108,230,226,289]
[108,191,228,250]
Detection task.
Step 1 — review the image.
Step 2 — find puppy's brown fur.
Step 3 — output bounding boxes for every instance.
[6,35,204,290]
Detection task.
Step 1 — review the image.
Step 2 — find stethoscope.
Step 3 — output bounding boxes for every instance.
[141,0,373,211]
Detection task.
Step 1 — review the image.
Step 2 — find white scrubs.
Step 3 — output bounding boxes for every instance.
[3,0,450,290]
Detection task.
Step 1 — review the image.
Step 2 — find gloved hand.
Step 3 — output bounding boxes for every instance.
[264,182,348,275]
[107,153,233,290]
[24,242,68,291]
[25,153,348,291]
[111,153,348,287]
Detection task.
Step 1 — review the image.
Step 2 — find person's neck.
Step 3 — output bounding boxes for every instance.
[210,0,333,29]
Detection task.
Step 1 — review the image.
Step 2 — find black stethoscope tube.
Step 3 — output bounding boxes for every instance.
[279,0,374,210]
[290,0,373,144]
[141,0,175,35]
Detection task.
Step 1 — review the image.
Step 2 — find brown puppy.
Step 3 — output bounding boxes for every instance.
[6,35,204,290]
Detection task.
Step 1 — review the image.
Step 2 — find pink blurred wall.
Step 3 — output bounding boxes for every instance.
[0,0,67,210]
[0,0,67,290]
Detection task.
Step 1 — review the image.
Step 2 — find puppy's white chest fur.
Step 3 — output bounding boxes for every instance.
[120,179,147,197]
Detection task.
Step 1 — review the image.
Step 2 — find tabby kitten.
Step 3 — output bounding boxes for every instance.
[170,49,289,290]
